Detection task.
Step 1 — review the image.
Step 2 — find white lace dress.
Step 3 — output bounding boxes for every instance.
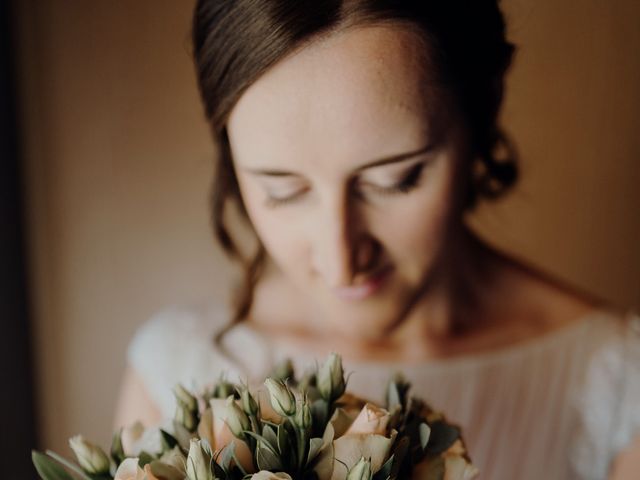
[128,305,640,480]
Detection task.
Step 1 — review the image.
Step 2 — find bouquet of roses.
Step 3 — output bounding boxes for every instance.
[32,353,478,480]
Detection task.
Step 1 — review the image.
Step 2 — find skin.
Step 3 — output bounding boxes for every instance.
[225,24,596,362]
[115,24,639,477]
[227,25,474,353]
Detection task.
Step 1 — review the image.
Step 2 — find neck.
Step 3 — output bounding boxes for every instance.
[250,225,508,363]
[374,226,500,359]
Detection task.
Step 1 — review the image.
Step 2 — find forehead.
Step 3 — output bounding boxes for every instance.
[227,24,441,171]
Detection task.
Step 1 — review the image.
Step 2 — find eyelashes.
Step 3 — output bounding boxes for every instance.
[264,161,426,208]
[264,189,308,208]
[357,162,425,197]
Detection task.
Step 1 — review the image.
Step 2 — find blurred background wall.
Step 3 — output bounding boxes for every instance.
[11,0,640,458]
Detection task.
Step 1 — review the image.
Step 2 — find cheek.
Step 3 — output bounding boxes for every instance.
[374,162,460,261]
[236,178,310,275]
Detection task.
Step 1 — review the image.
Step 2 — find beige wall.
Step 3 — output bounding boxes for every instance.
[15,0,640,455]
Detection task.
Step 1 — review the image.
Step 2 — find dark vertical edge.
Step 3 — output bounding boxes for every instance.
[0,0,39,477]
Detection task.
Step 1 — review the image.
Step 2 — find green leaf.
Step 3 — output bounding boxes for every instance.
[110,429,125,465]
[44,450,92,480]
[32,451,75,480]
[262,424,278,451]
[310,398,329,437]
[138,451,154,468]
[256,442,283,471]
[386,382,401,411]
[160,429,179,451]
[276,422,293,465]
[244,431,280,458]
[306,437,324,465]
[425,422,459,455]
[419,423,431,452]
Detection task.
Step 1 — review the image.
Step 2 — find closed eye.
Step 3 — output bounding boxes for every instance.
[356,161,426,198]
[263,161,427,208]
[257,176,309,208]
[264,187,308,207]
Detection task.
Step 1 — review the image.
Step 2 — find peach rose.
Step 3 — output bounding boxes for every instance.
[344,403,391,436]
[313,403,396,480]
[197,397,254,473]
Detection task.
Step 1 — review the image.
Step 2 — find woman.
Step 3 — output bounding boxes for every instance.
[116,1,640,478]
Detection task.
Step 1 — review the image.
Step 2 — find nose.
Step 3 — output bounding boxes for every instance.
[310,192,378,288]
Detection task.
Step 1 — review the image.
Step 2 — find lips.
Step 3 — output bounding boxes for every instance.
[332,266,392,301]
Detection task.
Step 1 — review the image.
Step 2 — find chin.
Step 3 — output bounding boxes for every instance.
[321,301,405,342]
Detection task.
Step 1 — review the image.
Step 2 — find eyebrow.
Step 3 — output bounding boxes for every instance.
[242,143,433,177]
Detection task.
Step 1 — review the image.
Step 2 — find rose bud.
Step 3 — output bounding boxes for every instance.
[239,386,259,417]
[264,378,296,417]
[294,399,312,430]
[318,353,346,402]
[225,395,251,438]
[175,401,198,432]
[173,384,198,412]
[68,435,111,475]
[186,439,213,480]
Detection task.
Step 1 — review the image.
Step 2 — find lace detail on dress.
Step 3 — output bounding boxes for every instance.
[568,312,640,480]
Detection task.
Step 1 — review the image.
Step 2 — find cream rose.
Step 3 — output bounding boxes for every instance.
[120,421,163,457]
[114,458,145,480]
[68,435,110,475]
[251,471,293,480]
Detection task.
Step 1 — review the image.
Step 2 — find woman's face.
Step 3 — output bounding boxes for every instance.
[227,25,472,339]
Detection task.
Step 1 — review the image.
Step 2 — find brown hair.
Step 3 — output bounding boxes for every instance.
[192,0,518,334]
